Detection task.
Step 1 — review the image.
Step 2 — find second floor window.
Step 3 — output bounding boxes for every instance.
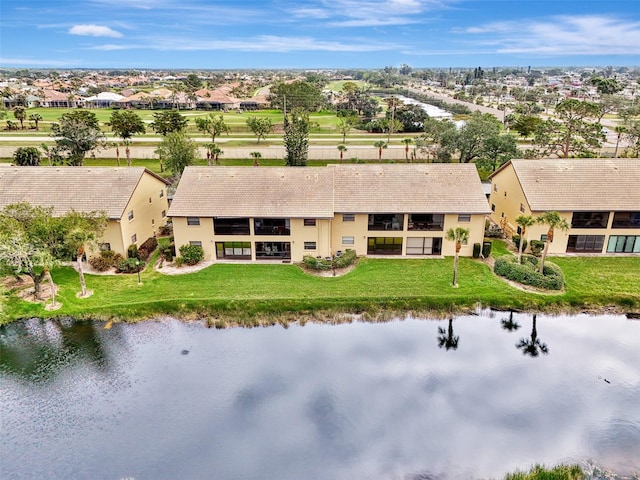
[187,217,200,226]
[128,210,134,221]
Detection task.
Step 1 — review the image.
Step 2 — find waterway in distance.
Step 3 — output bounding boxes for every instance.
[1,310,639,480]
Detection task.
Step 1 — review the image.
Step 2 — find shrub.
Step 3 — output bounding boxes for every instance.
[303,249,357,271]
[333,249,357,268]
[178,244,204,266]
[512,235,528,252]
[138,237,159,260]
[303,255,332,270]
[174,256,185,267]
[159,223,173,236]
[472,243,481,259]
[127,244,139,259]
[160,242,176,262]
[482,241,492,258]
[494,255,564,290]
[116,257,145,273]
[530,240,545,256]
[88,250,120,272]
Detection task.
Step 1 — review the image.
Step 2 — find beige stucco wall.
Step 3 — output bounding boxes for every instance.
[96,173,169,257]
[489,165,640,254]
[173,211,487,263]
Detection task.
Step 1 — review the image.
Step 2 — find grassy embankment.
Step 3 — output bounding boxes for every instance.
[2,241,639,325]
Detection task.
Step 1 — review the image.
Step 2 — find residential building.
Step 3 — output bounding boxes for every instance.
[168,164,490,262]
[488,158,640,254]
[0,166,170,257]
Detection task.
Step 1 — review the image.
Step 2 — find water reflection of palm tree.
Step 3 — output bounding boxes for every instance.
[438,318,459,351]
[516,314,549,357]
[501,311,521,331]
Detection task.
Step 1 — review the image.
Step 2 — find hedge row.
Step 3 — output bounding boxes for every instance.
[494,254,565,290]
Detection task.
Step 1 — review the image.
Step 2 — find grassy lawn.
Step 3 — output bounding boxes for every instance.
[3,251,638,324]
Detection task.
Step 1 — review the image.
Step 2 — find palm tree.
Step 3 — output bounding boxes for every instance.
[613,125,627,158]
[250,151,261,166]
[13,106,26,129]
[446,227,470,287]
[385,96,402,143]
[402,138,412,161]
[337,144,347,161]
[535,211,569,274]
[207,143,223,165]
[40,143,52,166]
[373,140,387,160]
[516,314,549,357]
[515,214,535,264]
[28,113,43,131]
[437,318,459,351]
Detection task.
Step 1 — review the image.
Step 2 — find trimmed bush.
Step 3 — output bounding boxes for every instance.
[530,240,545,256]
[116,257,145,273]
[88,250,123,272]
[160,243,176,262]
[333,249,356,268]
[138,237,159,261]
[303,255,332,271]
[303,249,357,271]
[127,244,139,259]
[472,243,481,259]
[494,254,564,290]
[512,235,528,252]
[179,244,204,266]
[482,241,492,258]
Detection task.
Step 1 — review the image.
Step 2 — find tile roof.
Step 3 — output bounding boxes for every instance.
[504,158,640,211]
[0,166,168,219]
[169,167,335,218]
[168,164,490,218]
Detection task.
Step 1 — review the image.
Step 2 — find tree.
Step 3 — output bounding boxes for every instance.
[623,120,640,158]
[446,227,470,287]
[437,318,459,351]
[150,110,188,136]
[183,73,203,91]
[206,143,223,165]
[515,215,535,264]
[108,110,146,166]
[384,96,402,142]
[533,99,603,158]
[402,138,413,161]
[512,115,542,138]
[283,110,309,166]
[373,140,387,160]
[51,110,104,166]
[613,125,627,158]
[155,131,197,177]
[391,104,429,133]
[62,211,107,298]
[414,118,456,161]
[336,117,355,143]
[269,81,325,112]
[590,77,623,96]
[516,314,549,357]
[13,146,41,166]
[501,311,521,331]
[13,106,26,129]
[28,113,43,130]
[535,211,569,274]
[442,112,502,163]
[477,134,518,172]
[250,151,261,166]
[195,113,229,143]
[40,143,52,166]
[337,144,347,161]
[246,116,273,144]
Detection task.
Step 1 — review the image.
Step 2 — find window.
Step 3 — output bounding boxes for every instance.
[214,217,250,235]
[187,217,200,226]
[504,191,507,197]
[254,218,290,236]
[491,204,496,212]
[342,214,355,222]
[406,237,442,255]
[407,214,443,231]
[216,241,251,260]
[149,197,152,204]
[612,212,640,229]
[255,242,291,260]
[159,189,164,198]
[342,236,355,245]
[520,204,525,213]
[367,237,403,255]
[540,234,548,242]
[303,219,316,227]
[99,242,111,251]
[189,241,203,247]
[457,214,471,222]
[567,235,605,253]
[607,235,640,253]
[304,242,317,250]
[128,210,134,221]
[571,212,609,229]
[368,214,404,231]
[131,234,137,244]
[161,210,166,218]
[493,183,498,192]
[152,219,155,226]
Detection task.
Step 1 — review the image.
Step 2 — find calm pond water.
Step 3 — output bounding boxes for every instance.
[1,310,639,480]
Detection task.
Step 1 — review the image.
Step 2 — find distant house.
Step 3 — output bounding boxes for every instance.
[0,166,170,257]
[488,158,640,254]
[168,164,490,262]
[83,91,125,108]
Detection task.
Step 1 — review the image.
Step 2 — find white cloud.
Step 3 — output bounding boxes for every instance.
[458,15,640,56]
[0,57,77,67]
[69,24,123,38]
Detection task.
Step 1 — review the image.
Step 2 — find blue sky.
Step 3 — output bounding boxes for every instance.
[1,0,639,69]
